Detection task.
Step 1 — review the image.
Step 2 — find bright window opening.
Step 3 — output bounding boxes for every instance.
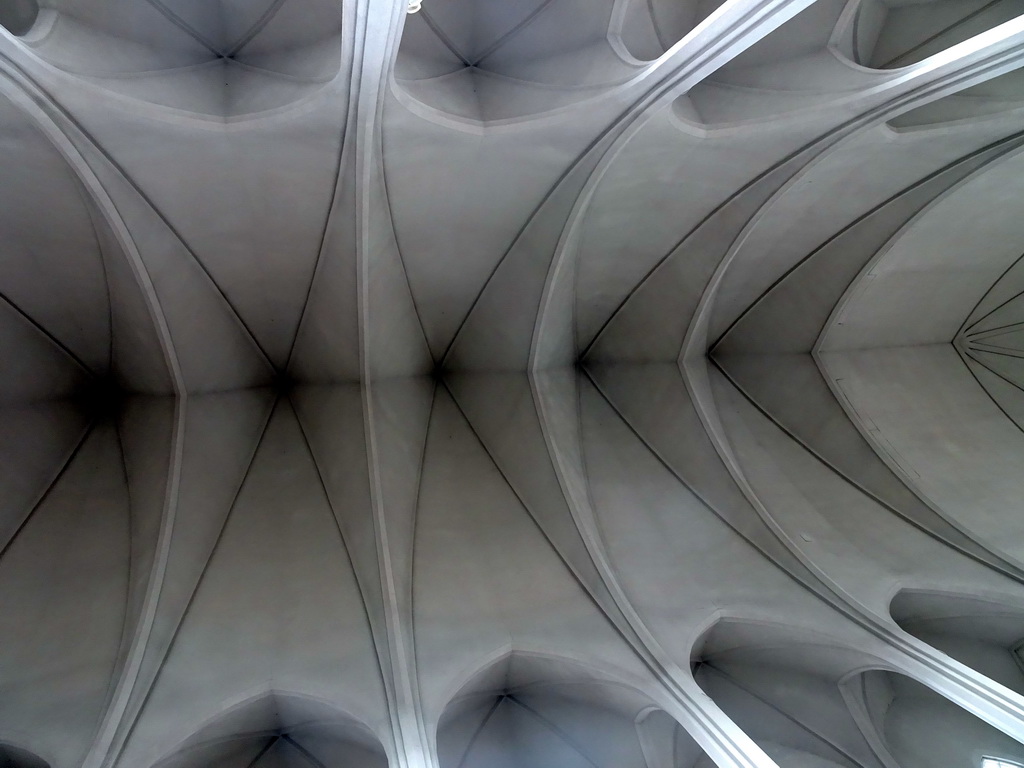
[983,759,1024,768]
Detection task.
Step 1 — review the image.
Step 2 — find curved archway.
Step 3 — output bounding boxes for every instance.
[436,652,707,768]
[886,68,1024,129]
[851,669,1024,768]
[0,743,48,768]
[615,0,726,62]
[891,589,1024,695]
[840,0,1024,70]
[393,0,639,125]
[0,0,37,36]
[152,692,388,768]
[692,618,891,768]
[635,709,716,768]
[13,0,341,118]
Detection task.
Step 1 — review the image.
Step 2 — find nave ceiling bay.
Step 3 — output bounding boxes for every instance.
[4,0,1024,766]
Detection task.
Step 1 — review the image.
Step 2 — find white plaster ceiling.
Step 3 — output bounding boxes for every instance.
[4,0,1024,767]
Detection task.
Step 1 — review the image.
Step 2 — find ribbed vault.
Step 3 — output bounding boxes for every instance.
[150,692,388,768]
[4,0,1024,767]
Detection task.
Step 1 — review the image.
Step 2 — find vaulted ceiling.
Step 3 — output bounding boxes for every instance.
[3,0,1024,767]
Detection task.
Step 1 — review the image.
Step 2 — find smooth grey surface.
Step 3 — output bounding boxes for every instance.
[4,0,1024,767]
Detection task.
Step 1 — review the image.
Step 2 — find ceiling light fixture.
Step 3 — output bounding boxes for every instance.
[407,0,421,12]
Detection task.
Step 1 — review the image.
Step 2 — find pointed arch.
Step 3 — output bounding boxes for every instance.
[151,691,388,768]
[436,651,704,768]
[890,588,1024,696]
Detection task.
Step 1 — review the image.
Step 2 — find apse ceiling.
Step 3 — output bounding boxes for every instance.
[4,0,1024,767]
